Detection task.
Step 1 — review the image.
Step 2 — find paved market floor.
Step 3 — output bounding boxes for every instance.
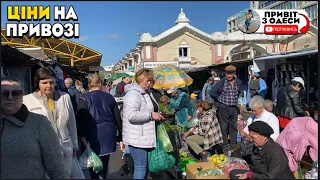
[83,147,175,179]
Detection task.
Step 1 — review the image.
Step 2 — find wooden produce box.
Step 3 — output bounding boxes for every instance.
[186,162,227,179]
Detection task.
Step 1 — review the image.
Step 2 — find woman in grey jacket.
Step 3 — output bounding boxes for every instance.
[23,67,78,177]
[122,68,164,179]
[1,76,69,179]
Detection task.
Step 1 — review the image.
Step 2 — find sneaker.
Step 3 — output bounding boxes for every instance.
[200,151,211,162]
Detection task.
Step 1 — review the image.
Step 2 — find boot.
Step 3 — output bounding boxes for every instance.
[200,151,211,162]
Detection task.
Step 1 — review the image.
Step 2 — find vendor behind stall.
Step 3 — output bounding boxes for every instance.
[230,121,294,179]
[167,86,195,128]
[159,95,175,116]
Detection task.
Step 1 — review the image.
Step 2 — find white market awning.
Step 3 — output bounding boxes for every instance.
[253,48,318,72]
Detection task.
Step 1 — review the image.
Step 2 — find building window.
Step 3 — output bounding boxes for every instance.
[305,4,318,23]
[279,3,284,9]
[262,1,278,8]
[179,47,188,57]
[312,19,318,27]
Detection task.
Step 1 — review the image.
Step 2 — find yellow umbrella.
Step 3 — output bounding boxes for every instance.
[152,65,193,90]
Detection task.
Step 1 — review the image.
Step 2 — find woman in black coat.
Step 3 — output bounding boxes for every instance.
[76,74,122,179]
[230,121,294,179]
[274,77,309,130]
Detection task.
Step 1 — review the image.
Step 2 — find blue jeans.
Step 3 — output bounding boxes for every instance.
[245,20,251,30]
[129,146,151,179]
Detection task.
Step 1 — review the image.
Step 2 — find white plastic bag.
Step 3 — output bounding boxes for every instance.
[71,158,86,179]
[189,117,199,128]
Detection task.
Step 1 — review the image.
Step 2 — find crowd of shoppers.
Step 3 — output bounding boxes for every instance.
[1,62,316,180]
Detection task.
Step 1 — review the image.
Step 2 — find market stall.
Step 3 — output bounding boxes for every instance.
[1,45,41,94]
[1,45,89,92]
[252,48,318,119]
[186,59,253,98]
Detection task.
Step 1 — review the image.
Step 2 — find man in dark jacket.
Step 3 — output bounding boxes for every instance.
[231,121,294,179]
[116,77,130,97]
[274,77,309,130]
[210,65,242,151]
[64,78,80,113]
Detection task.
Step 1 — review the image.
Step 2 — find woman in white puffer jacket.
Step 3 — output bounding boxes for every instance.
[122,68,163,179]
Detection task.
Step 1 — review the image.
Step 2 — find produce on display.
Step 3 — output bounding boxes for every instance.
[222,157,249,178]
[208,154,228,167]
[196,168,225,177]
[163,122,184,134]
[179,151,197,172]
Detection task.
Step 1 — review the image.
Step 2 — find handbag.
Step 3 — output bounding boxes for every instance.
[240,139,255,156]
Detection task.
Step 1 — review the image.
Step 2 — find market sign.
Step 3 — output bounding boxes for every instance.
[143,61,179,68]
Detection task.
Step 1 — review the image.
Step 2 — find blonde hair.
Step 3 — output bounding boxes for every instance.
[134,68,154,84]
[88,73,103,89]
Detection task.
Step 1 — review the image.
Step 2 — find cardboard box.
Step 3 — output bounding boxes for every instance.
[186,162,228,179]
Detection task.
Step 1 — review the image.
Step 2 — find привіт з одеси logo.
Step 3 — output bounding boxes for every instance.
[238,9,310,35]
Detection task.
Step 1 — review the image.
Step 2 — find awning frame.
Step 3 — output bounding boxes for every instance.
[253,48,318,72]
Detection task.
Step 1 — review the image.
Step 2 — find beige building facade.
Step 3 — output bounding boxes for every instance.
[115,8,318,71]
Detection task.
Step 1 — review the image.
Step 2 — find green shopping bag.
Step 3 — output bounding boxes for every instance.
[79,146,103,173]
[158,123,173,152]
[148,139,176,172]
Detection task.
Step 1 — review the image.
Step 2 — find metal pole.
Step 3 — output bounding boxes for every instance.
[307,58,310,104]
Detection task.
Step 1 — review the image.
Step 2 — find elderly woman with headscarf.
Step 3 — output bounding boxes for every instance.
[1,76,69,179]
[23,67,78,177]
[167,86,196,128]
[230,121,294,179]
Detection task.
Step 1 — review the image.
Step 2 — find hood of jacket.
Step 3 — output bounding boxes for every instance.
[124,82,147,94]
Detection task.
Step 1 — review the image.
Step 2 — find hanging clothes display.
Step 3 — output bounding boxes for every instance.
[1,67,6,77]
[52,64,64,80]
[49,64,65,91]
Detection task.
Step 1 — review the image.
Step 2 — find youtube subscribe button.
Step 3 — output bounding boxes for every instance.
[264,25,299,35]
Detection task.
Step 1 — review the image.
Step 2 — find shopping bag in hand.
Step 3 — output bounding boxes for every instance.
[158,123,173,152]
[71,158,86,179]
[148,139,176,172]
[78,146,103,173]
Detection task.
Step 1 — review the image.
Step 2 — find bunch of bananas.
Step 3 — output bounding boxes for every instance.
[208,154,228,167]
